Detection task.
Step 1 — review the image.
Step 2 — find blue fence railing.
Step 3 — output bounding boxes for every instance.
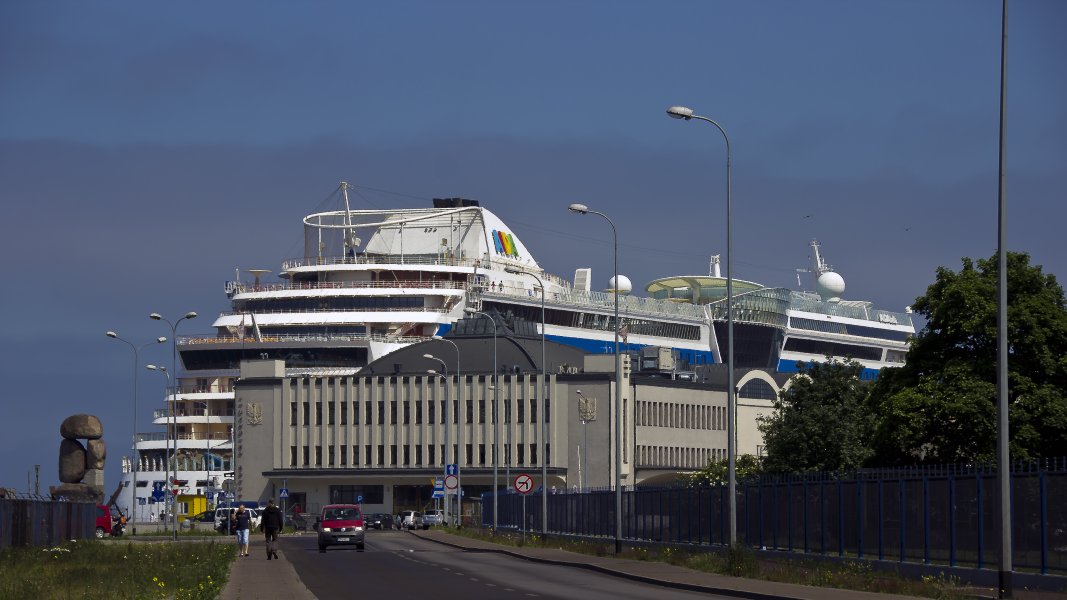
[0,497,97,549]
[482,463,1067,575]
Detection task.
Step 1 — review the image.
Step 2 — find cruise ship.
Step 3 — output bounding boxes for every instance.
[118,183,914,519]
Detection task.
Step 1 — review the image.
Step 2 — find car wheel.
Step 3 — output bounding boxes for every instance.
[318,544,326,553]
[95,527,105,539]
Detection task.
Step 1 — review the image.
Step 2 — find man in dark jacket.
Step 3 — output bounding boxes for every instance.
[261,499,284,560]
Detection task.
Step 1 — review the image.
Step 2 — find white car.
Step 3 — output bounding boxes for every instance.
[214,507,261,532]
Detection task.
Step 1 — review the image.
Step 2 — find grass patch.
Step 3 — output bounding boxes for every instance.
[0,540,235,600]
[445,527,970,599]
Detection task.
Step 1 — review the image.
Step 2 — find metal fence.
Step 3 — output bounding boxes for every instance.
[483,461,1067,575]
[0,495,96,550]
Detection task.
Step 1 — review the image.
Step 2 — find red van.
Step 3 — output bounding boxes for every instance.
[315,504,365,553]
[95,504,112,538]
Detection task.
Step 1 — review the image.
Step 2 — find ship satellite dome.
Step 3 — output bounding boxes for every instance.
[816,271,845,302]
[608,275,632,295]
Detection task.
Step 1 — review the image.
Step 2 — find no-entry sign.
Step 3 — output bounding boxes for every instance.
[513,473,534,495]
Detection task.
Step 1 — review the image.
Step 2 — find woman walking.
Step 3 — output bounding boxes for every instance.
[234,505,252,557]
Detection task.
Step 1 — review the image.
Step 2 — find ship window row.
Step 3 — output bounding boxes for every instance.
[288,443,548,468]
[637,445,725,469]
[235,296,425,312]
[637,400,725,430]
[288,398,549,426]
[788,317,911,342]
[485,302,701,341]
[782,337,884,361]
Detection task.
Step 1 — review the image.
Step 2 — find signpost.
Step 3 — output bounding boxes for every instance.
[514,474,534,540]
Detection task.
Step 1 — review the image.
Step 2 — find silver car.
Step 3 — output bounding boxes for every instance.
[398,510,425,530]
[422,509,444,527]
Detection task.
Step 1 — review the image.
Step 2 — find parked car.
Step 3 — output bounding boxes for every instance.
[398,510,425,530]
[95,504,112,538]
[365,513,394,530]
[422,509,444,527]
[214,507,261,533]
[315,504,365,552]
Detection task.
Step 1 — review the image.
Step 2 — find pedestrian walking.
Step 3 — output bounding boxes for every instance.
[260,499,284,560]
[234,505,252,556]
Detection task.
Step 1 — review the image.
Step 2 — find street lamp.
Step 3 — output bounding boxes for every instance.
[149,310,197,541]
[145,364,171,531]
[504,267,547,536]
[426,365,450,525]
[106,331,166,534]
[567,203,623,553]
[665,104,736,546]
[465,308,500,530]
[431,336,462,525]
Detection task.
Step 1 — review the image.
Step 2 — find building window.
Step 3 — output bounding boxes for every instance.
[416,445,423,465]
[390,445,397,465]
[416,401,422,424]
[302,402,310,424]
[390,401,397,425]
[364,444,371,466]
[289,446,297,467]
[377,445,384,466]
[530,399,537,423]
[328,402,335,425]
[403,401,410,424]
[302,446,309,466]
[315,446,322,466]
[478,444,485,465]
[517,445,524,465]
[378,401,385,425]
[530,444,537,465]
[353,445,360,465]
[328,445,335,465]
[316,402,322,426]
[340,401,348,425]
[403,446,410,466]
[340,445,348,466]
[290,403,297,425]
[465,444,472,466]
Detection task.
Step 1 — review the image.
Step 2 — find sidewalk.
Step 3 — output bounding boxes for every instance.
[218,536,316,600]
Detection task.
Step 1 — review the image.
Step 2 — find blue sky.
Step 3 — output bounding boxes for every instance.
[1,1,1063,493]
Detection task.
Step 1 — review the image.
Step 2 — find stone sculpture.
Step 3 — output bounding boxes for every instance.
[50,414,105,502]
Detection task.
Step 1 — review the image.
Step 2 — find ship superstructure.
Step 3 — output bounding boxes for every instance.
[118,184,912,518]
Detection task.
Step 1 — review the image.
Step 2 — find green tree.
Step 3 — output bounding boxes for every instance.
[757,358,874,473]
[686,454,762,486]
[869,252,1067,463]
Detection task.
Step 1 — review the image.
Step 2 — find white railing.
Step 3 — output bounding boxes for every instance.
[178,333,431,346]
[227,279,466,294]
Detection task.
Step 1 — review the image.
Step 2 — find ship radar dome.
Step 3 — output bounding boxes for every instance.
[816,271,845,302]
[608,275,632,295]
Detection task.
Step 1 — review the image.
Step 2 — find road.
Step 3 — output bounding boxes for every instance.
[283,529,740,600]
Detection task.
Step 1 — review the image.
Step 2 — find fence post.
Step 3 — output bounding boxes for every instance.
[977,474,984,569]
[1040,470,1048,575]
[899,478,906,563]
[923,477,930,565]
[949,474,956,567]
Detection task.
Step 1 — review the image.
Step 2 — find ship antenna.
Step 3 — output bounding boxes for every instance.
[810,239,832,275]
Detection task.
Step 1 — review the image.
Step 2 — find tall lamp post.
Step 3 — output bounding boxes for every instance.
[465,308,500,530]
[106,332,166,534]
[566,203,623,553]
[145,364,171,532]
[150,311,197,541]
[666,105,736,546]
[425,360,451,525]
[504,267,547,536]
[995,1,1012,597]
[428,335,461,525]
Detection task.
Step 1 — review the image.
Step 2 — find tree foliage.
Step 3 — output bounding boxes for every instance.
[757,358,874,473]
[685,454,763,486]
[869,252,1067,463]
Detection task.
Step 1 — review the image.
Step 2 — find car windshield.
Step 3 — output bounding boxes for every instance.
[324,508,359,520]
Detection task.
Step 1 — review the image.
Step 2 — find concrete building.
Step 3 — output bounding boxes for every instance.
[233,317,786,517]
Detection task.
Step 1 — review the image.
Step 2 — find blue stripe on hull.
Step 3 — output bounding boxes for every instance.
[777,358,882,380]
[545,334,718,366]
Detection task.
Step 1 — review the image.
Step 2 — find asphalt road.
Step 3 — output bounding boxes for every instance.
[283,529,742,600]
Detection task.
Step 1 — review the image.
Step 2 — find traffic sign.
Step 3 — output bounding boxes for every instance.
[357,495,363,504]
[432,490,444,499]
[433,478,444,491]
[514,473,534,495]
[279,488,289,499]
[444,474,459,490]
[446,464,458,476]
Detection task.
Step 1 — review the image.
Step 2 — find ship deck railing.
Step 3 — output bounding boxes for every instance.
[481,285,708,322]
[279,253,573,287]
[215,306,452,317]
[178,333,431,346]
[152,408,234,420]
[228,279,467,294]
[135,432,234,442]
